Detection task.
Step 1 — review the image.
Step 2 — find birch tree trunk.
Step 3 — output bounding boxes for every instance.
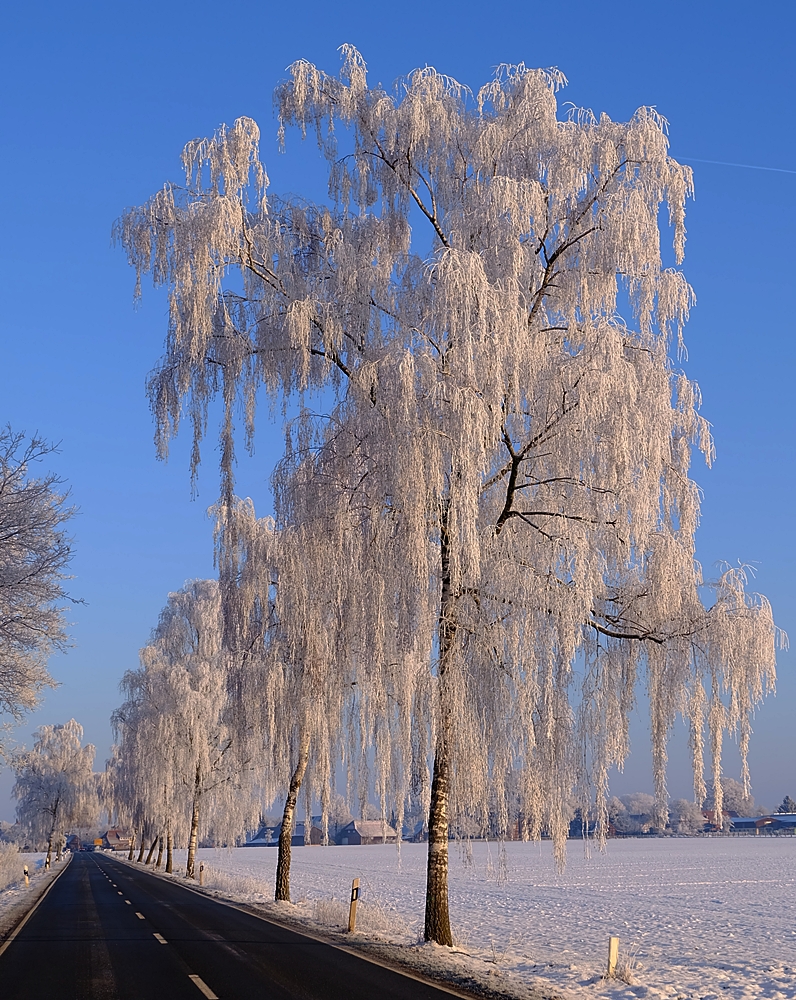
[145,835,158,865]
[165,826,173,873]
[155,836,164,869]
[128,831,136,861]
[424,506,455,946]
[45,800,60,870]
[275,732,310,902]
[136,834,146,863]
[425,736,453,944]
[186,766,201,878]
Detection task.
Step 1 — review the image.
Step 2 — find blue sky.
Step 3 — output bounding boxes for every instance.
[1,0,793,819]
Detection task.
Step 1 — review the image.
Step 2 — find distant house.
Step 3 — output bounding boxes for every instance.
[731,813,796,835]
[701,809,737,831]
[295,821,324,845]
[772,813,796,833]
[402,819,427,842]
[337,820,397,845]
[244,825,280,847]
[244,819,324,847]
[102,829,131,852]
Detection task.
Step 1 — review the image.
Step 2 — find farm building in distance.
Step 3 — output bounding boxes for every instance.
[101,829,131,851]
[337,820,398,845]
[730,813,796,835]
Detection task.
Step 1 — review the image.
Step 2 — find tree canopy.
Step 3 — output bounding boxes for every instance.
[118,47,781,945]
[13,719,96,864]
[109,580,259,876]
[0,428,76,747]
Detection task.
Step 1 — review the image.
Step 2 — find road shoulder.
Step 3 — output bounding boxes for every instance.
[0,854,72,955]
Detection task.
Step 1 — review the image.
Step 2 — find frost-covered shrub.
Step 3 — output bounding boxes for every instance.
[312,895,404,938]
[199,864,270,899]
[0,841,21,892]
[312,897,348,928]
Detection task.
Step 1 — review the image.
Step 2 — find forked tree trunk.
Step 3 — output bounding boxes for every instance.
[155,836,164,869]
[165,827,173,874]
[128,831,136,861]
[145,835,158,865]
[275,732,310,902]
[186,766,201,879]
[424,503,456,946]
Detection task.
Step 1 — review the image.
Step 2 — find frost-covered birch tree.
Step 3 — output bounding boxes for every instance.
[107,673,176,868]
[215,500,359,901]
[118,48,781,944]
[111,580,258,878]
[0,429,76,750]
[13,719,96,865]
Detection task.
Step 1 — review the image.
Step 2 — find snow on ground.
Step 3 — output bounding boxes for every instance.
[0,853,54,934]
[186,838,796,1000]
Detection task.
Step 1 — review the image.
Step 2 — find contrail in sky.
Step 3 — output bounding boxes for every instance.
[678,157,796,175]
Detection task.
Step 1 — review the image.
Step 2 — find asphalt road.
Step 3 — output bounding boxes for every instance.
[0,852,458,999]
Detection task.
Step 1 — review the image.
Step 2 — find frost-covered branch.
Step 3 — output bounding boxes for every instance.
[0,429,76,742]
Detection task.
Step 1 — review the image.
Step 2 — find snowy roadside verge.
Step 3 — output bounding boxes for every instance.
[0,854,70,948]
[113,853,565,1000]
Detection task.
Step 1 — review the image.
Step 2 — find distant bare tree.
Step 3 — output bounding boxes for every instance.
[0,429,76,749]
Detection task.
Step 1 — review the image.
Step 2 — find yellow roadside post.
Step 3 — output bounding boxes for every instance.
[348,878,360,932]
[607,936,619,978]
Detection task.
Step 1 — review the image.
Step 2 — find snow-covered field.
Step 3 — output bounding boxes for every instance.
[186,838,796,1000]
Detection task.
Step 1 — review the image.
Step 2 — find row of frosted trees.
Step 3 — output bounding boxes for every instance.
[108,580,264,879]
[109,49,781,945]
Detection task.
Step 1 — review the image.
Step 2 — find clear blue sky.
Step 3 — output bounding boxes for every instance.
[1,0,793,819]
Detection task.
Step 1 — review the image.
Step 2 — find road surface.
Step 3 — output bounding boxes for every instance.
[0,852,458,999]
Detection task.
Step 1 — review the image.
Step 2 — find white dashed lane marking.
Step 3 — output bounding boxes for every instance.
[153,933,167,944]
[188,975,219,999]
[125,900,131,905]
[135,912,145,920]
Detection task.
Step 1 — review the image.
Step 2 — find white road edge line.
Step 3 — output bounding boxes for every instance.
[0,854,74,959]
[188,974,219,999]
[153,933,168,944]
